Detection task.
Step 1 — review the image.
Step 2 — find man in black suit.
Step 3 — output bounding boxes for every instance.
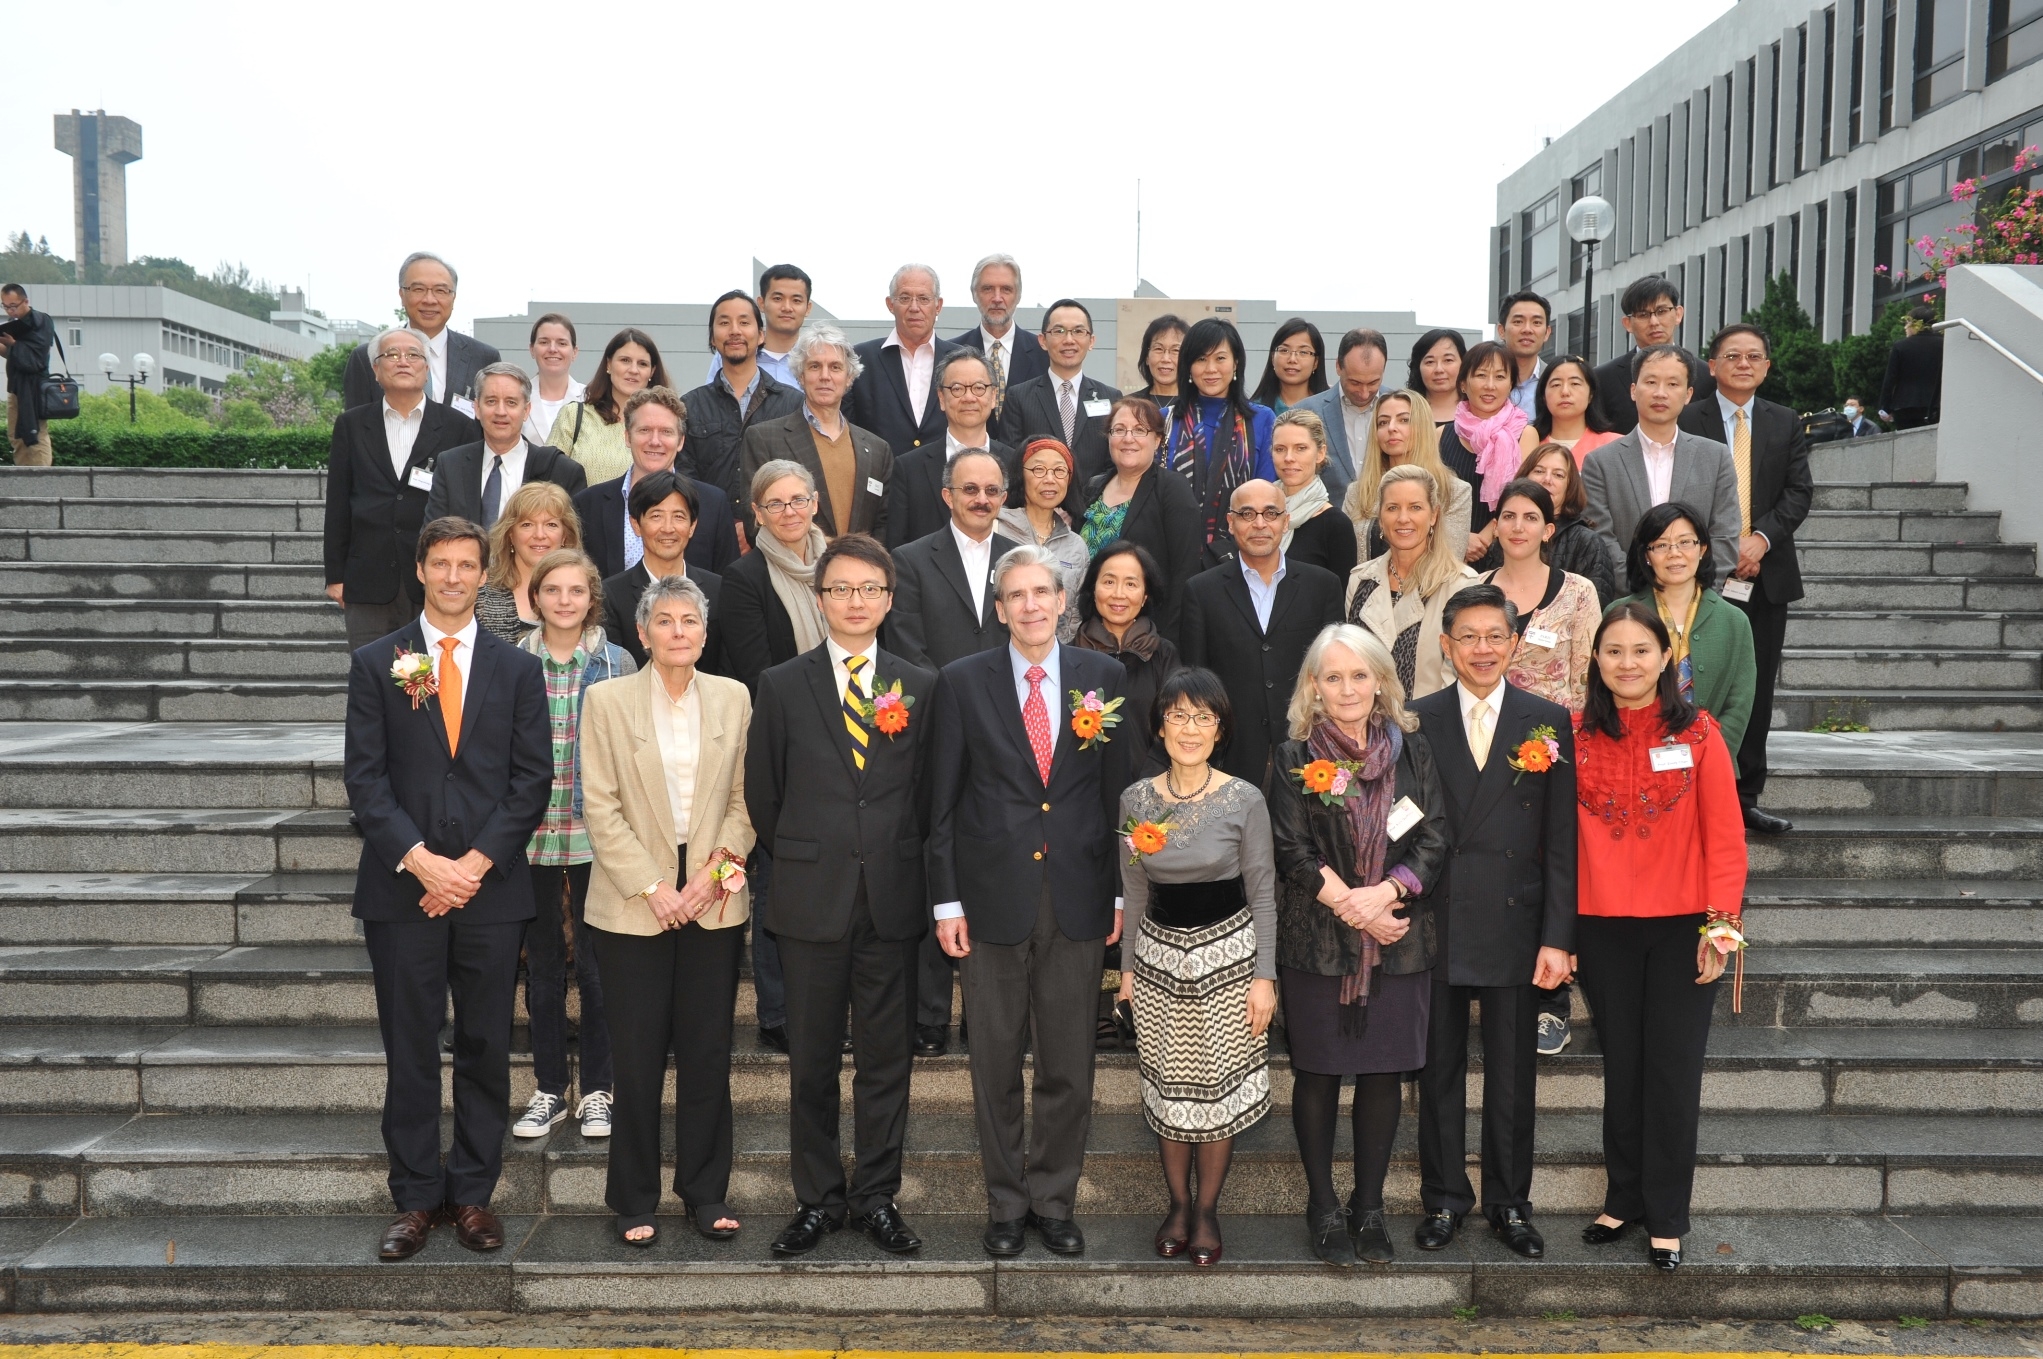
[1408,584,1577,1261]
[424,363,587,526]
[1680,322,1813,835]
[1593,275,1715,431]
[747,533,936,1259]
[884,350,1017,549]
[1880,305,1944,429]
[342,252,501,411]
[1841,395,1879,437]
[342,516,552,1261]
[574,387,738,580]
[997,299,1120,486]
[928,545,1129,1259]
[949,253,1049,413]
[1179,479,1344,790]
[682,289,803,523]
[848,264,959,458]
[600,469,723,674]
[325,327,481,647]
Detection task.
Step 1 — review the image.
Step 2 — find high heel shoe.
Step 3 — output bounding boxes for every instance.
[1189,1210,1222,1267]
[1154,1202,1190,1258]
[1582,1218,1633,1245]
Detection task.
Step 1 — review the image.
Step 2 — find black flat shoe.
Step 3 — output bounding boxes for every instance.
[1027,1210,1085,1255]
[769,1205,840,1256]
[757,1023,789,1053]
[615,1214,657,1248]
[1650,1244,1683,1270]
[1491,1206,1545,1259]
[1308,1206,1355,1266]
[1414,1209,1462,1251]
[1582,1218,1633,1245]
[983,1216,1026,1257]
[857,1202,922,1254]
[1351,1207,1394,1264]
[913,1024,949,1057]
[685,1202,740,1239]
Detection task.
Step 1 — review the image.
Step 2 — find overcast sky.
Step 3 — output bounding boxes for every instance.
[1,0,1734,334]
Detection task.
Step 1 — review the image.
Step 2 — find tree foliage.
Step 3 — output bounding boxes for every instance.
[1737,271,1912,419]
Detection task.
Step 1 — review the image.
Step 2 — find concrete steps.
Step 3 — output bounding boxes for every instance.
[0,529,323,566]
[0,562,326,600]
[0,680,346,723]
[0,498,324,535]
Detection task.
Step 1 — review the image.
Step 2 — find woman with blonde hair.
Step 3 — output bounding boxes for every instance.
[1346,465,1476,699]
[1268,623,1448,1266]
[477,482,583,643]
[1344,390,1471,563]
[1269,409,1355,580]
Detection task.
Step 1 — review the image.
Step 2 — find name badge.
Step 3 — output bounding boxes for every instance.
[1721,578,1755,601]
[406,466,433,492]
[1385,795,1424,842]
[1524,626,1559,648]
[1649,743,1695,773]
[1083,398,1112,418]
[866,476,885,497]
[450,395,476,418]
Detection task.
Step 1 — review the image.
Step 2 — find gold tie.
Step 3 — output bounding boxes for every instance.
[1469,700,1493,770]
[437,637,463,758]
[1732,408,1752,535]
[842,655,871,773]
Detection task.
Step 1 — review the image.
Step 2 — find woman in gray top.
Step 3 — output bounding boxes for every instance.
[1115,667,1278,1269]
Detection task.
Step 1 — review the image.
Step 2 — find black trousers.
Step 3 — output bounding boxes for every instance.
[915,930,958,1028]
[363,916,524,1212]
[777,876,919,1217]
[591,910,742,1217]
[1728,590,1788,803]
[1576,912,1716,1238]
[1890,406,1937,430]
[525,862,609,1098]
[1417,979,1537,1221]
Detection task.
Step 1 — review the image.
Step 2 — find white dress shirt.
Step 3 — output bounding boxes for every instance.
[423,328,449,403]
[1639,429,1678,506]
[479,438,529,511]
[946,427,995,460]
[981,325,1015,384]
[883,329,937,425]
[400,612,478,869]
[649,669,702,852]
[828,636,878,703]
[1240,554,1287,632]
[383,399,425,480]
[525,377,586,446]
[1340,391,1371,466]
[951,521,996,620]
[1457,680,1501,768]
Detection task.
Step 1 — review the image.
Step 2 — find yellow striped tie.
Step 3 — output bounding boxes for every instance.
[843,655,871,773]
[1732,408,1753,535]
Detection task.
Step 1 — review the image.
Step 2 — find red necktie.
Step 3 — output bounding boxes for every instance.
[1022,664,1053,785]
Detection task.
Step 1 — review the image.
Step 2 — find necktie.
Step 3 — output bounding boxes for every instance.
[1469,700,1492,770]
[1058,380,1077,448]
[481,454,504,525]
[842,655,871,774]
[989,338,1008,412]
[1022,664,1054,784]
[1731,408,1753,535]
[437,637,464,758]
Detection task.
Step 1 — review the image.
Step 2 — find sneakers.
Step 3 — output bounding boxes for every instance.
[1536,1012,1572,1056]
[576,1089,614,1139]
[512,1090,568,1138]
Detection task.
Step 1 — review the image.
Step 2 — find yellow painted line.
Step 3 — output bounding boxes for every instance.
[0,1351,2007,1359]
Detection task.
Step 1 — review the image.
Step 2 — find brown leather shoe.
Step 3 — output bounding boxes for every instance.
[447,1202,505,1252]
[378,1208,439,1261]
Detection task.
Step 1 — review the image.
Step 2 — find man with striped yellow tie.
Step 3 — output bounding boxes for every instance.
[744,532,938,1259]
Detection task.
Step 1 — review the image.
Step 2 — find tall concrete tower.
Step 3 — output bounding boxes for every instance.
[53,110,143,270]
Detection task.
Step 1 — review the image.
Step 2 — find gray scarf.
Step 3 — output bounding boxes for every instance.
[1281,476,1333,553]
[753,525,829,653]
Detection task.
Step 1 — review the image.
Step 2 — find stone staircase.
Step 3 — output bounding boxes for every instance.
[0,437,2035,1319]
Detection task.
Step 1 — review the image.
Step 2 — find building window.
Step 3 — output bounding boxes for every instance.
[1872,112,2043,307]
[1815,199,1830,327]
[1881,0,1899,129]
[1795,24,1810,175]
[66,327,82,347]
[1915,0,1968,112]
[1843,187,1859,333]
[1768,42,1783,186]
[1496,224,1512,304]
[1521,193,1559,293]
[1569,164,1602,283]
[1851,0,1867,144]
[1821,7,1838,159]
[1990,0,2043,79]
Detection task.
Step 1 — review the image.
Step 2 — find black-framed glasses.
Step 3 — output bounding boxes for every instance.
[819,583,892,601]
[1228,506,1286,523]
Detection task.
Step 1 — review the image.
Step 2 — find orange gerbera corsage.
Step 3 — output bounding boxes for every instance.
[1298,759,1339,794]
[848,678,915,739]
[1120,816,1174,865]
[1069,688,1125,749]
[1505,724,1565,784]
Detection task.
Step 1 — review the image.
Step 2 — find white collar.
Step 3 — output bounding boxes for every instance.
[421,613,478,652]
[827,636,879,669]
[882,329,934,355]
[381,397,424,423]
[1457,681,1502,721]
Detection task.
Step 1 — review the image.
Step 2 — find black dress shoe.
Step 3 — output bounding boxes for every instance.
[913,1024,948,1057]
[1650,1243,1683,1270]
[1414,1209,1462,1251]
[1743,805,1795,834]
[983,1216,1026,1257]
[857,1203,922,1254]
[1027,1210,1085,1255]
[770,1205,842,1256]
[1582,1218,1633,1245]
[1491,1206,1545,1259]
[1308,1205,1355,1266]
[757,1023,789,1053]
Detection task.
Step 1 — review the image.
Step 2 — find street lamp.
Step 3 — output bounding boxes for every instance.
[99,352,153,424]
[1566,196,1616,363]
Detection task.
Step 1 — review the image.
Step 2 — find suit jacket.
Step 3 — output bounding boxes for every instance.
[926,644,1130,945]
[1083,465,1205,642]
[423,440,589,525]
[323,400,481,607]
[1581,428,1742,579]
[1881,330,1944,413]
[573,471,738,581]
[719,545,810,690]
[578,663,756,934]
[737,409,892,540]
[746,644,938,943]
[1179,557,1346,789]
[1678,395,1814,604]
[342,620,552,925]
[1409,682,1577,987]
[1592,350,1716,433]
[950,325,1051,392]
[601,561,725,676]
[997,371,1122,487]
[884,436,1017,550]
[884,525,1021,671]
[679,371,804,513]
[342,329,502,411]
[1291,386,1360,510]
[847,335,961,458]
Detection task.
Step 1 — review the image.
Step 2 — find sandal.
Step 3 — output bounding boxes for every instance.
[616,1213,657,1248]
[686,1201,741,1239]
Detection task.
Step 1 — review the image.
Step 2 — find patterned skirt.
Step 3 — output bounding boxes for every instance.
[1131,907,1271,1142]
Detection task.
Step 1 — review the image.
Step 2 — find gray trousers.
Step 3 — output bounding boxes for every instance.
[957,886,1104,1221]
[345,595,416,650]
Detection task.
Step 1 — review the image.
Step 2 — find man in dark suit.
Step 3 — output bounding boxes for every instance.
[747,533,937,1259]
[600,469,723,674]
[682,289,804,522]
[949,253,1048,413]
[342,252,501,411]
[1408,583,1577,1261]
[1294,328,1387,511]
[1841,396,1879,436]
[928,545,1129,1259]
[848,264,959,459]
[997,299,1120,486]
[1880,305,1944,429]
[325,327,481,648]
[1179,479,1344,790]
[1681,322,1813,835]
[884,350,1017,549]
[739,323,893,541]
[574,386,738,580]
[424,363,587,526]
[342,516,552,1261]
[1593,275,1716,432]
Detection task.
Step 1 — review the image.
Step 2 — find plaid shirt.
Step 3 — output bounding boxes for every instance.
[527,648,592,865]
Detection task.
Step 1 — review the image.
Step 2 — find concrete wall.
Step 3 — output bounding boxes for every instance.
[1938,264,2043,550]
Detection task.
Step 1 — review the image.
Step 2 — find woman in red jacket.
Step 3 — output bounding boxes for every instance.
[1573,600,1746,1272]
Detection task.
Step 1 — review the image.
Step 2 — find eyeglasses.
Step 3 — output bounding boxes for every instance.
[1716,350,1769,366]
[1627,304,1678,322]
[758,494,816,515]
[819,583,892,601]
[1273,345,1318,362]
[1450,631,1514,648]
[1647,537,1704,555]
[1147,343,1182,358]
[1107,425,1152,438]
[1162,710,1219,730]
[940,381,994,398]
[1228,507,1287,523]
[376,350,426,365]
[1045,326,1092,339]
[1024,464,1070,480]
[949,483,1004,500]
[401,284,455,300]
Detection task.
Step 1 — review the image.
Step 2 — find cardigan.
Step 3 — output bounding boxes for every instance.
[546,400,632,485]
[1573,707,1746,919]
[1612,587,1757,758]
[1480,567,1602,713]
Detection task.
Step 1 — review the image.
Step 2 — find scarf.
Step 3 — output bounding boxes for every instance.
[753,525,830,654]
[1454,399,1529,510]
[1172,396,1253,548]
[1654,586,1704,702]
[1075,612,1161,662]
[1307,715,1403,1022]
[1279,476,1331,554]
[517,623,606,663]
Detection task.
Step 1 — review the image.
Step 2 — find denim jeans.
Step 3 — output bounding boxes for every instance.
[525,862,611,1097]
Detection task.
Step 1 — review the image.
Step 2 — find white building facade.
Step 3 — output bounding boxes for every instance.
[24,284,325,395]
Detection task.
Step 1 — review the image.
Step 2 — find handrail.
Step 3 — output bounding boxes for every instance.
[1934,317,2043,388]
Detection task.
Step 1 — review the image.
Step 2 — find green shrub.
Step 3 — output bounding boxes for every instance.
[50,424,330,469]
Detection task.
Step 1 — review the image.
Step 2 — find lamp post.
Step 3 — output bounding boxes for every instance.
[99,352,153,424]
[1565,196,1616,363]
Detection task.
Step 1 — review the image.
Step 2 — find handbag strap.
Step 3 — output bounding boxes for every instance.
[47,325,71,379]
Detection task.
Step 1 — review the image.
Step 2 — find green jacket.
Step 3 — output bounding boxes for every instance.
[1613,588,1756,756]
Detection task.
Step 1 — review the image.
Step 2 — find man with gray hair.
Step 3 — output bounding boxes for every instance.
[848,264,961,458]
[342,251,502,412]
[948,254,1048,412]
[425,362,589,526]
[739,324,893,541]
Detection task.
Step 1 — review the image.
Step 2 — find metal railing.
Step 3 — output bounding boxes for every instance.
[1934,317,2043,388]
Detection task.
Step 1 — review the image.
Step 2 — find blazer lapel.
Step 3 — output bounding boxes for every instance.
[882,347,911,425]
[933,527,980,617]
[1429,697,1481,814]
[1465,685,1525,825]
[805,648,865,784]
[1046,646,1077,784]
[1619,437,1652,518]
[1264,569,1303,636]
[1218,562,1264,635]
[629,668,681,851]
[391,622,452,760]
[984,654,1040,776]
[450,631,497,760]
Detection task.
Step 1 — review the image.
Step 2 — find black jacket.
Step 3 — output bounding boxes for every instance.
[573,471,738,581]
[847,335,961,457]
[1678,393,1814,605]
[1267,731,1449,978]
[1083,465,1206,642]
[885,437,1017,549]
[1593,350,1716,433]
[1286,505,1358,583]
[884,525,1021,671]
[1549,515,1619,607]
[1070,623,1181,775]
[680,370,803,512]
[2,308,54,433]
[341,329,501,411]
[718,545,804,690]
[1881,330,1944,414]
[600,561,724,676]
[997,371,1122,488]
[950,325,1050,390]
[746,644,938,943]
[423,440,588,525]
[323,400,481,607]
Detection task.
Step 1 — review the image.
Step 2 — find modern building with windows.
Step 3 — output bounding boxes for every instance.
[1493,0,2043,360]
[23,284,325,395]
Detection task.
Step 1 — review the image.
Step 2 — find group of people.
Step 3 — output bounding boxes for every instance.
[329,251,1772,1272]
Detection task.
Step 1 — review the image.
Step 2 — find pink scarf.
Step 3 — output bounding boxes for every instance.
[1455,399,1529,510]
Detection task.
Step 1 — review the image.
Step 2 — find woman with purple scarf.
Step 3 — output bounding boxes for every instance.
[1268,623,1449,1268]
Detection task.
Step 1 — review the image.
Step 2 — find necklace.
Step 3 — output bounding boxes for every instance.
[1165,763,1214,801]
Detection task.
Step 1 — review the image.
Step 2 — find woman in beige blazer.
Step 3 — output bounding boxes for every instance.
[1345,463,1477,699]
[579,573,755,1247]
